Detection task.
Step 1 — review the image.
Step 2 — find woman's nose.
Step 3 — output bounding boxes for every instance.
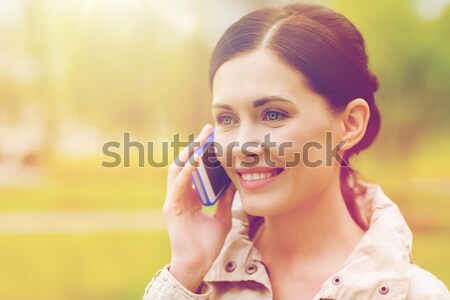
[231,140,264,161]
[226,125,266,166]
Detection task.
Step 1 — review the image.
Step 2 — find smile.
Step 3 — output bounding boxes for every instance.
[236,167,284,190]
[241,172,276,181]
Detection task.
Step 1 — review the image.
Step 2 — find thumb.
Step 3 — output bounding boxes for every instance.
[213,183,236,224]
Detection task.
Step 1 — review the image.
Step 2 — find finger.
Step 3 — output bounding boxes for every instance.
[213,183,236,224]
[167,179,203,213]
[176,124,213,168]
[167,124,212,186]
[186,182,203,210]
[169,152,203,206]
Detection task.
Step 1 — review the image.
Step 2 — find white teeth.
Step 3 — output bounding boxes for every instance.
[241,172,275,181]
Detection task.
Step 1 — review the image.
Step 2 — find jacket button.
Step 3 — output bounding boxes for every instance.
[245,263,258,274]
[378,285,389,295]
[332,276,342,285]
[225,261,236,272]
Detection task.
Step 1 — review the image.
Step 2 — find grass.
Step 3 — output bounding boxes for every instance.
[0,157,168,211]
[0,231,171,300]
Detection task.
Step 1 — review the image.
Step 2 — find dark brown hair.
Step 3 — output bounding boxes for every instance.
[209,3,381,229]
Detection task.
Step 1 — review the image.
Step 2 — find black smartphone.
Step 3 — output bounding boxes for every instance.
[190,129,231,206]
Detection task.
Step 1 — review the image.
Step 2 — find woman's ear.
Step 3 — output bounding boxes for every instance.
[340,98,370,151]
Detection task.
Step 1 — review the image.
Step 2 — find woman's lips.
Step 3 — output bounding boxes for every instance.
[236,167,284,190]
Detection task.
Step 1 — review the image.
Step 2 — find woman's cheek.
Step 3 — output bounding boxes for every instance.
[213,135,235,170]
[270,134,305,168]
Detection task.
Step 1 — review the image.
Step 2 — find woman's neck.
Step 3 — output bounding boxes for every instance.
[254,177,365,273]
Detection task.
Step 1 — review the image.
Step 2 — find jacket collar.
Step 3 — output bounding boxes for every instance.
[204,181,413,300]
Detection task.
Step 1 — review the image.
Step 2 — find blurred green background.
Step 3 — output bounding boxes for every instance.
[0,0,449,299]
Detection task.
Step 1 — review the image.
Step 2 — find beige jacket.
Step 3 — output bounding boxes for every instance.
[143,182,449,299]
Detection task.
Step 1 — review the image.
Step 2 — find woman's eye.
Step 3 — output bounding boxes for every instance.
[216,114,236,125]
[263,110,287,122]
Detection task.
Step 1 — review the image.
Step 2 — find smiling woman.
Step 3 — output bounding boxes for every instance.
[211,49,368,221]
[142,3,449,300]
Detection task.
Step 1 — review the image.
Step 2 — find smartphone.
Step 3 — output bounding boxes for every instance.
[190,129,231,206]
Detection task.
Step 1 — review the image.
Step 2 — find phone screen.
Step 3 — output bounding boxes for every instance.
[202,142,230,195]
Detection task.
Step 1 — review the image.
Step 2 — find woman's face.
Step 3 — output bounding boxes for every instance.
[212,49,345,216]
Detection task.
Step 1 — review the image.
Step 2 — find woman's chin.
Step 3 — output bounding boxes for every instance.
[241,197,283,217]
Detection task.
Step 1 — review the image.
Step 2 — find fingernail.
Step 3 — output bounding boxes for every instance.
[203,123,212,131]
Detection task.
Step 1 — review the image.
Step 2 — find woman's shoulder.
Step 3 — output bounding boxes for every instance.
[407,263,449,299]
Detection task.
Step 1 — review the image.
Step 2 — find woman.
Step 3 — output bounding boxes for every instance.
[143,3,449,299]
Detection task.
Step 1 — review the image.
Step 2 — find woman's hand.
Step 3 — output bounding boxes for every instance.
[162,123,237,293]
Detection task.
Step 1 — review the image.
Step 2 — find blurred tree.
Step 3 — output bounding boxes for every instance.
[0,0,449,150]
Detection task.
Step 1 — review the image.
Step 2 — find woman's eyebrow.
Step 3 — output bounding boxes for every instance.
[253,96,296,108]
[212,96,296,110]
[212,103,233,110]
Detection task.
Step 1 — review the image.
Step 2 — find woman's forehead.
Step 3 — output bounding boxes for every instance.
[211,50,324,110]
